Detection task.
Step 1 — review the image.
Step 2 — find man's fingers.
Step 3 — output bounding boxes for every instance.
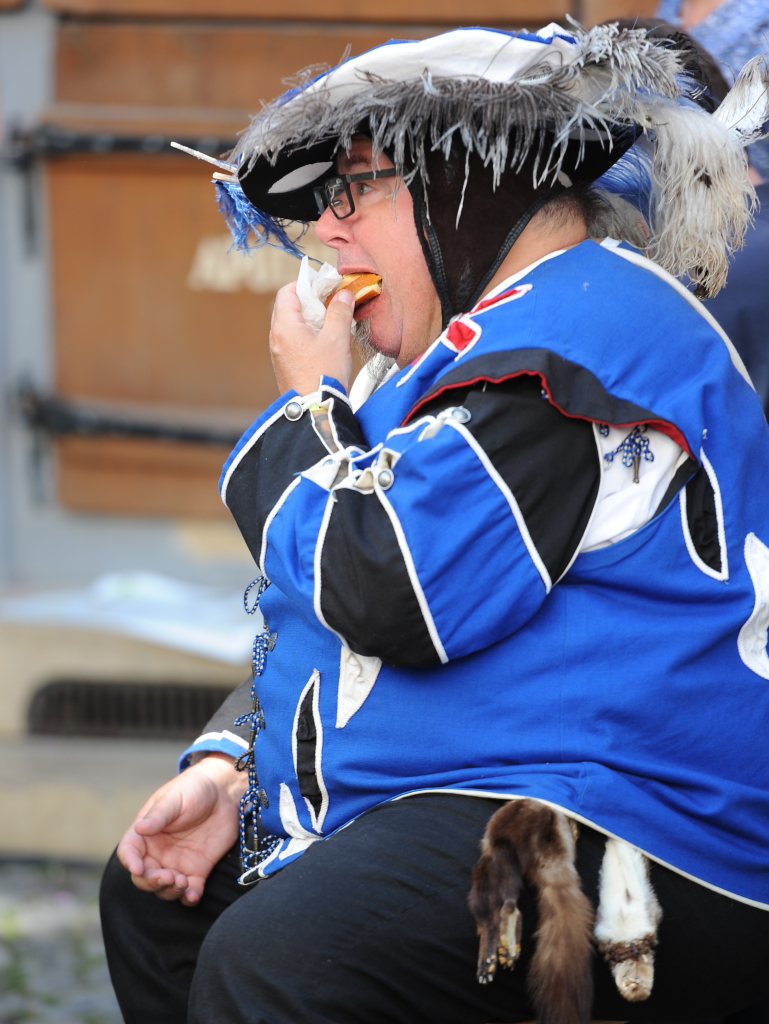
[181,885,204,907]
[129,873,164,893]
[140,871,204,905]
[180,871,208,906]
[132,786,185,836]
[154,879,189,901]
[117,827,148,876]
[274,280,299,304]
[136,866,187,896]
[128,860,186,897]
[131,878,185,900]
[273,281,307,324]
[118,845,146,877]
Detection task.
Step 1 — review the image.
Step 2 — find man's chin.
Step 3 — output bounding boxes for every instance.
[353,315,397,359]
[352,318,397,385]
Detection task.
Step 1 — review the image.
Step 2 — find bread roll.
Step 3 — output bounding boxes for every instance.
[324,273,382,310]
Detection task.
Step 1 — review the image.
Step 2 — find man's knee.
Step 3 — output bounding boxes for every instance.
[189,881,320,1024]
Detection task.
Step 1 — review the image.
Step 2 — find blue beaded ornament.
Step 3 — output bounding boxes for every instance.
[234,576,280,884]
[604,424,654,483]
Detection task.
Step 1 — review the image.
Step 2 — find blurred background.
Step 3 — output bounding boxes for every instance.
[0,0,660,1017]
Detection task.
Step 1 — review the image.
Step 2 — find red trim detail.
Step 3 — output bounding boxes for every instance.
[402,370,694,458]
[445,318,481,352]
[472,286,525,313]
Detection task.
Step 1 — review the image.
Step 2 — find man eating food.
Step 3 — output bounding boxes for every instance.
[101,24,769,1024]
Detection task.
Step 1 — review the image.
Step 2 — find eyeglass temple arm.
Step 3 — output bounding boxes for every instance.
[342,168,398,182]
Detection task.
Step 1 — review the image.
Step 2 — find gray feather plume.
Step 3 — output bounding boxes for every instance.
[234,22,682,189]
[233,21,761,298]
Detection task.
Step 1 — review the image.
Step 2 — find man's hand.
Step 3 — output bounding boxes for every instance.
[270,282,355,396]
[117,753,247,906]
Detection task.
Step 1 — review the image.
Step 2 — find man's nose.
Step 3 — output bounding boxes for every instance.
[315,205,356,249]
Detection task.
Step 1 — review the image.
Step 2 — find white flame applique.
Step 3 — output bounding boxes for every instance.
[738,532,769,680]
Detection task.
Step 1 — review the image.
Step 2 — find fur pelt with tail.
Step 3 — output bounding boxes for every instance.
[594,838,662,1002]
[469,799,594,1024]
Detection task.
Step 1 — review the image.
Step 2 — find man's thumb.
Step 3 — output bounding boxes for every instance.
[324,288,355,329]
[134,815,166,835]
[134,796,177,835]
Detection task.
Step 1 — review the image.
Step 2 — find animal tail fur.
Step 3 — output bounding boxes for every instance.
[469,799,595,1024]
[594,838,662,1002]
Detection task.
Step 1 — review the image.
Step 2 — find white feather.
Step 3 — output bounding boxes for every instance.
[170,141,237,172]
[713,56,769,148]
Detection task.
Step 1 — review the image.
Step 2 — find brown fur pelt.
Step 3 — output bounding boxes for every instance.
[468,799,594,1024]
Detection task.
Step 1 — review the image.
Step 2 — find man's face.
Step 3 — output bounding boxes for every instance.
[314,139,443,367]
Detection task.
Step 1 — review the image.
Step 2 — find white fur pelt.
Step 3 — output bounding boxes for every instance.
[594,837,663,1002]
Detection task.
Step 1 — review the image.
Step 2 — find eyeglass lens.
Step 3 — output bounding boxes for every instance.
[314,178,353,220]
[313,169,397,220]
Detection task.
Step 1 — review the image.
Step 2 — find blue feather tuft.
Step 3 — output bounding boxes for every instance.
[215,180,308,258]
[593,144,653,224]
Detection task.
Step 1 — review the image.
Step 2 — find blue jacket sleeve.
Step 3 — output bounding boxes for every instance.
[177,678,252,771]
[222,374,599,667]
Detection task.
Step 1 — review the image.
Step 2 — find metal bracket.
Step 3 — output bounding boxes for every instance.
[17,386,246,447]
[2,125,236,253]
[3,125,236,166]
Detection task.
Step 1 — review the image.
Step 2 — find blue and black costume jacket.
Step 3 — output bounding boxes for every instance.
[184,239,769,909]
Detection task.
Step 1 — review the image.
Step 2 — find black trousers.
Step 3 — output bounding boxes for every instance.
[100,794,769,1024]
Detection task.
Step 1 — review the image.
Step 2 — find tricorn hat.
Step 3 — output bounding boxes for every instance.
[177,22,769,310]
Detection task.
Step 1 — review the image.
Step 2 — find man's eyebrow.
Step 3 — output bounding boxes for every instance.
[338,152,373,172]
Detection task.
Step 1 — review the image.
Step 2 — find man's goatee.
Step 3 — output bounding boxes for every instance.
[353,318,395,388]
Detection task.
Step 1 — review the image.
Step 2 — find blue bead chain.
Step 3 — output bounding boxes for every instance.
[233,576,280,884]
[603,424,654,483]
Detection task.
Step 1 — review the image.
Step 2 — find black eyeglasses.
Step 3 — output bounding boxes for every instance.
[313,168,398,220]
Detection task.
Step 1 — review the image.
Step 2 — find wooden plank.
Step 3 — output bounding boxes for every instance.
[49,155,280,409]
[42,102,248,140]
[56,436,230,517]
[48,153,281,516]
[580,0,659,26]
[45,0,568,22]
[56,22,440,112]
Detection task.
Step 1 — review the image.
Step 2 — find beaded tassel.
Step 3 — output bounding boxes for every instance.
[603,424,654,483]
[234,576,280,885]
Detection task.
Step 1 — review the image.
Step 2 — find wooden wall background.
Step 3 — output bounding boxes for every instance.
[40,0,656,518]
